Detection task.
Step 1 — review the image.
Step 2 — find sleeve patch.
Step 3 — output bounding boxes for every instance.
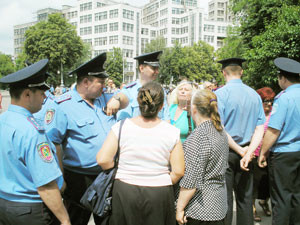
[37,142,53,163]
[45,109,55,125]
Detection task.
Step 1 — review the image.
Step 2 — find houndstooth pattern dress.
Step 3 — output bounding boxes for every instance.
[180,120,229,221]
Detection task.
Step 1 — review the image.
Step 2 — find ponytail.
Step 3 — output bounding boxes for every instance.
[209,100,223,132]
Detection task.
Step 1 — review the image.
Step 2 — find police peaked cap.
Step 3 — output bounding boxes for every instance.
[68,52,108,78]
[0,59,50,90]
[134,51,163,67]
[274,57,300,77]
[218,57,246,69]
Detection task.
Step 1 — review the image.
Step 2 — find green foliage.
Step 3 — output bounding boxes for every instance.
[14,51,28,71]
[0,53,15,78]
[24,13,85,86]
[104,48,125,87]
[144,36,167,53]
[159,41,221,85]
[221,0,300,92]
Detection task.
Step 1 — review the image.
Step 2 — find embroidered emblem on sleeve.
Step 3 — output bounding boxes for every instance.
[45,109,55,125]
[37,142,53,163]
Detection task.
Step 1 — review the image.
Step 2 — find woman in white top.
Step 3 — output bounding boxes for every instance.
[97,81,185,225]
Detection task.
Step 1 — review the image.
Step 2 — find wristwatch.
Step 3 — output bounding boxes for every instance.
[113,95,121,102]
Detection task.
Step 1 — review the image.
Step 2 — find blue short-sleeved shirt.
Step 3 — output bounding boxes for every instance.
[268,84,300,153]
[117,80,170,121]
[215,79,266,145]
[33,90,56,124]
[0,105,63,203]
[45,88,116,175]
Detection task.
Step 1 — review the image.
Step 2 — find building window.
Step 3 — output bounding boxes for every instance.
[95,37,107,46]
[95,24,107,33]
[217,26,227,33]
[109,22,118,31]
[123,9,134,20]
[172,0,181,5]
[125,62,133,71]
[159,28,167,35]
[70,22,77,27]
[150,30,156,37]
[83,38,92,46]
[97,2,106,7]
[123,36,134,45]
[160,8,168,17]
[160,18,168,26]
[109,35,118,44]
[160,0,168,6]
[204,35,214,43]
[172,8,184,15]
[217,10,224,16]
[172,17,180,24]
[95,11,107,21]
[94,49,106,56]
[218,2,224,8]
[109,9,118,18]
[123,23,134,32]
[181,16,188,24]
[204,24,215,32]
[217,18,224,21]
[67,11,77,19]
[141,28,149,35]
[181,26,188,34]
[217,40,224,47]
[80,14,92,23]
[80,2,92,11]
[80,26,92,35]
[123,49,133,58]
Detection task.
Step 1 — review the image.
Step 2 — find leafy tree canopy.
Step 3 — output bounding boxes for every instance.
[104,47,126,87]
[144,36,167,53]
[0,53,15,79]
[24,13,85,86]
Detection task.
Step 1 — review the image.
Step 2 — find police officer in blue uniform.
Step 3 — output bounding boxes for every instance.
[258,57,300,225]
[106,51,170,121]
[0,59,70,225]
[215,58,265,225]
[44,52,116,225]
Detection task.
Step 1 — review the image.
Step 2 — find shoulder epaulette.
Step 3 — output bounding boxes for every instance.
[126,82,137,89]
[27,116,44,131]
[55,94,72,104]
[275,90,285,99]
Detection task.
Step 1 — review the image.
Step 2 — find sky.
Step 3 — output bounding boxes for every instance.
[0,0,208,56]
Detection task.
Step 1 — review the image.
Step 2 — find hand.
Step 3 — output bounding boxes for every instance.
[176,210,187,225]
[106,98,120,116]
[258,154,268,168]
[240,152,253,171]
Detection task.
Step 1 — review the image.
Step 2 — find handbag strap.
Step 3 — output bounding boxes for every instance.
[114,119,125,169]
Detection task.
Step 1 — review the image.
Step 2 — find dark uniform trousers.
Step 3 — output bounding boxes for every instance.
[224,150,253,225]
[268,151,300,225]
[63,169,105,225]
[0,198,59,225]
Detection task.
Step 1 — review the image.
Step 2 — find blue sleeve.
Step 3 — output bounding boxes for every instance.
[215,89,226,125]
[268,97,287,131]
[256,99,266,126]
[24,134,62,188]
[45,103,68,144]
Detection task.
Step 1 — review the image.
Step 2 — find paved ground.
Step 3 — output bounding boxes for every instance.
[1,90,272,225]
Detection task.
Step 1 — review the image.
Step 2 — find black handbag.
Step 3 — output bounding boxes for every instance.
[80,119,125,218]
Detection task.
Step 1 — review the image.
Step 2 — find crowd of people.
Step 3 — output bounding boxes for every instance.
[0,50,300,225]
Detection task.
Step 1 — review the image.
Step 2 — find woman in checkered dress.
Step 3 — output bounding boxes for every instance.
[176,89,229,225]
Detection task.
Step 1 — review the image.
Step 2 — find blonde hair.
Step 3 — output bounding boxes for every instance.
[168,81,198,105]
[192,89,223,131]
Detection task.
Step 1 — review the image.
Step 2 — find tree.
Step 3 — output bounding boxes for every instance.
[104,47,125,87]
[227,0,300,91]
[159,41,221,85]
[0,53,15,79]
[24,13,85,86]
[144,36,167,53]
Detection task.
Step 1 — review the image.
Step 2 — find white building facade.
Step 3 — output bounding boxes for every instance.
[13,0,233,81]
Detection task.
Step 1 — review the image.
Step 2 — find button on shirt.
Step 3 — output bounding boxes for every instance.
[268,84,300,153]
[215,79,265,145]
[45,89,116,175]
[117,80,170,121]
[0,105,63,203]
